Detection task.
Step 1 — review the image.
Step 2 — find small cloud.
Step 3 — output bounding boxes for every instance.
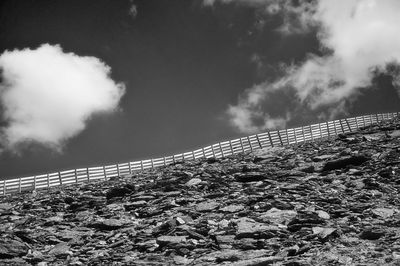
[0,44,126,154]
[129,3,138,18]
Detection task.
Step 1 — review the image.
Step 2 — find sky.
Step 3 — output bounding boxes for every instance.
[0,0,400,179]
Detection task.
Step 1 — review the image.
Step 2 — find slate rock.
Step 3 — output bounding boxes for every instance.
[0,238,28,258]
[195,201,219,212]
[359,228,386,240]
[106,186,132,199]
[235,217,279,239]
[156,235,187,246]
[259,208,297,225]
[48,242,72,258]
[322,155,370,171]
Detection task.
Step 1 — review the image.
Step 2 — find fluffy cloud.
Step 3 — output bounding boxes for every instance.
[219,0,400,133]
[0,44,125,153]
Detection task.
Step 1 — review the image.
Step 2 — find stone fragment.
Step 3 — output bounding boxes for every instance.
[88,218,126,230]
[185,178,202,186]
[0,238,28,258]
[230,256,284,266]
[221,204,245,213]
[195,201,219,212]
[359,228,386,240]
[371,208,395,219]
[316,210,330,220]
[235,217,279,239]
[48,242,72,258]
[106,186,132,199]
[312,227,337,239]
[156,235,187,246]
[173,255,193,265]
[259,208,297,225]
[322,155,370,171]
[234,172,267,182]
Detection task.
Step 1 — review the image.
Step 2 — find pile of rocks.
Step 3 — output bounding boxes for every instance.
[1,117,400,265]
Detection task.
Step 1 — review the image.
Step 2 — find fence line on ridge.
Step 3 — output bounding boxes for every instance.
[1,112,399,196]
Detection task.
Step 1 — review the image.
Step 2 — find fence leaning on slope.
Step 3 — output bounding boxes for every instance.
[1,112,399,196]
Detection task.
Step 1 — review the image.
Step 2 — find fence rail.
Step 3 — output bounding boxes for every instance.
[1,112,399,196]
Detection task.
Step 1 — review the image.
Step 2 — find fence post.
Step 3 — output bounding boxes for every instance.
[202,148,206,158]
[345,118,351,132]
[103,166,107,180]
[141,160,144,170]
[74,169,78,183]
[239,138,245,152]
[34,176,37,190]
[117,164,121,176]
[256,135,262,148]
[163,157,167,166]
[18,178,21,193]
[294,128,298,143]
[58,172,62,186]
[285,129,290,144]
[3,180,6,196]
[47,174,50,189]
[326,122,330,137]
[211,145,216,157]
[277,131,283,145]
[339,119,345,133]
[301,127,306,142]
[151,159,154,169]
[128,162,132,174]
[267,131,273,147]
[362,116,366,127]
[192,151,196,160]
[247,136,253,151]
[219,143,224,157]
[228,141,234,155]
[86,168,90,183]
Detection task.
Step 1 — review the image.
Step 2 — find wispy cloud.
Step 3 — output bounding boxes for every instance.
[0,44,126,154]
[128,0,138,18]
[210,0,400,133]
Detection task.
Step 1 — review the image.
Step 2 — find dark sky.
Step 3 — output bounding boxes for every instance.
[0,0,399,179]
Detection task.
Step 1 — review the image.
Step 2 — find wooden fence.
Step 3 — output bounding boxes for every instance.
[1,112,399,196]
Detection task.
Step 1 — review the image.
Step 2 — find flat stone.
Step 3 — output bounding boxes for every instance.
[230,256,284,266]
[359,228,386,240]
[259,208,297,225]
[88,218,127,230]
[195,201,219,212]
[235,217,279,239]
[312,227,337,239]
[316,210,331,220]
[156,236,187,246]
[371,208,395,219]
[322,155,370,171]
[221,204,245,213]
[0,238,28,258]
[48,242,72,258]
[185,178,202,186]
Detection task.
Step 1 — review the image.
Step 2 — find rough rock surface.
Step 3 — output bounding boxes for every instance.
[1,118,400,265]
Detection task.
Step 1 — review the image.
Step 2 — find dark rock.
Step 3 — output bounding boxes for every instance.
[106,186,132,199]
[359,228,386,240]
[322,155,370,171]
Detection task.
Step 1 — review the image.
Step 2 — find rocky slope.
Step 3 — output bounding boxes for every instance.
[1,117,400,266]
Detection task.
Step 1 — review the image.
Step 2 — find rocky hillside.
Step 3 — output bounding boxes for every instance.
[1,117,400,266]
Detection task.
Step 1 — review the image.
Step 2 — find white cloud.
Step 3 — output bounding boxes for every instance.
[225,0,400,133]
[0,44,125,153]
[128,0,138,18]
[203,0,317,35]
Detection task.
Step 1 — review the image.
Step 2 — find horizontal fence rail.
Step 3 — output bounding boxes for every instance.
[1,112,399,196]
